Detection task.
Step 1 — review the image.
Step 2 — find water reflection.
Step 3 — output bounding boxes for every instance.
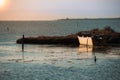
[1,42,120,64]
[78,45,93,58]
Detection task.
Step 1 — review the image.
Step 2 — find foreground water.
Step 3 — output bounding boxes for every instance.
[0,59,120,80]
[0,42,120,80]
[0,19,120,80]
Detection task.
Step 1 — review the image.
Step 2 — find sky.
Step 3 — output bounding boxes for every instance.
[0,0,120,20]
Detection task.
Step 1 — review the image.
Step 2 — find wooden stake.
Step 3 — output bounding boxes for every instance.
[22,35,24,52]
[22,34,24,60]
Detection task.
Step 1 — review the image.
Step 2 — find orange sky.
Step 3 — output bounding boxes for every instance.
[0,0,120,20]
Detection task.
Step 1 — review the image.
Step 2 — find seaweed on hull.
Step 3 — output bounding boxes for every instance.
[76,26,120,46]
[17,35,79,46]
[16,26,120,46]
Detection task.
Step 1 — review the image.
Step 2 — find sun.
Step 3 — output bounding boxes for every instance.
[0,0,6,7]
[0,0,10,11]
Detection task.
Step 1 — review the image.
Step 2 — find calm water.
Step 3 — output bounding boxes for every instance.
[0,19,120,80]
[0,19,120,63]
[0,19,120,39]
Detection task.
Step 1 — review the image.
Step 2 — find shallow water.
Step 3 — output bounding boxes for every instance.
[0,42,120,64]
[0,43,120,80]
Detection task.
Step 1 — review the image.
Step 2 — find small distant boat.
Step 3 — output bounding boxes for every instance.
[77,36,93,46]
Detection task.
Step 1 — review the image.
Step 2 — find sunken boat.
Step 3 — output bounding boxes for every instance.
[16,26,120,46]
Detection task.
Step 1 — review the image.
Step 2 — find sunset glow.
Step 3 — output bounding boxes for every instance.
[0,0,6,7]
[0,0,120,20]
[0,0,10,12]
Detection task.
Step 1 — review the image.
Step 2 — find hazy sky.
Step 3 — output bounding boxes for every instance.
[0,0,120,20]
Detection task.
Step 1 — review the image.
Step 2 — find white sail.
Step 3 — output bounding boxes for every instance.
[87,37,93,46]
[77,36,93,46]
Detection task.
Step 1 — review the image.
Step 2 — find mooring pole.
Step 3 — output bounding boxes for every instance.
[22,34,24,52]
[22,34,24,60]
[94,55,97,63]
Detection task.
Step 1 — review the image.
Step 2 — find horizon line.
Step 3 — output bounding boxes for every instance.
[0,17,120,21]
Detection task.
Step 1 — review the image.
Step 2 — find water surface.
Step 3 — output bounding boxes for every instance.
[0,19,120,80]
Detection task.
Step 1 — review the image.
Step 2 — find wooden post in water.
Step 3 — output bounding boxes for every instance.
[22,34,24,52]
[94,55,97,63]
[22,34,24,60]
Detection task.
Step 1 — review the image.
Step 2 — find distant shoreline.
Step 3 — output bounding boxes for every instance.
[0,17,120,21]
[58,17,120,20]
